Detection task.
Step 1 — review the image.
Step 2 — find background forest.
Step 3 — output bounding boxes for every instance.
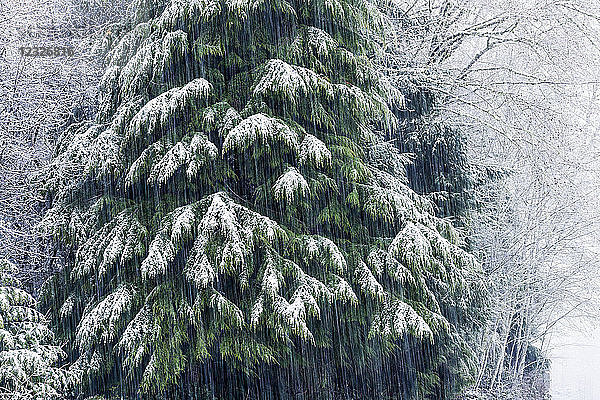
[1,0,600,399]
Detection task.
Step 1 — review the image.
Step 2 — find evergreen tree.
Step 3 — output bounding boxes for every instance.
[400,119,474,222]
[40,0,485,398]
[392,90,480,399]
[0,260,73,399]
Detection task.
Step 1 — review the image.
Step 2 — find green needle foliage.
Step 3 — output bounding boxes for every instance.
[39,0,485,398]
[0,260,73,399]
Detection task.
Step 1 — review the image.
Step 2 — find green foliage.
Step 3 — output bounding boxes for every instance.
[0,260,74,399]
[400,119,475,222]
[40,0,485,398]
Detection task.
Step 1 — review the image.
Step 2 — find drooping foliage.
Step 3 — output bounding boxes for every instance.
[384,81,474,224]
[0,260,73,399]
[401,120,474,222]
[40,0,485,398]
[387,89,481,399]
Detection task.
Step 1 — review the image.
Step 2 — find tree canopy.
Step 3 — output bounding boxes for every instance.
[39,0,485,398]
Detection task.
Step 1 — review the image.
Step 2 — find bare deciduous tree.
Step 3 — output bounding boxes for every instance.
[0,0,127,290]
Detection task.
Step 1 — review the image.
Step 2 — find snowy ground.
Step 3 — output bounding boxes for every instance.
[549,324,600,399]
